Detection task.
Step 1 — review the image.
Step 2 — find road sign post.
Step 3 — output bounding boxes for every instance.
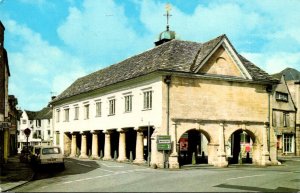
[157,135,171,168]
[23,128,31,162]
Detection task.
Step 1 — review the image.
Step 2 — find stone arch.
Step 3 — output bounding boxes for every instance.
[177,128,211,144]
[177,128,211,166]
[226,128,258,164]
[225,128,257,144]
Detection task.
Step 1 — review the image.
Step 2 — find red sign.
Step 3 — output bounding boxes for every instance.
[245,143,251,152]
[179,138,188,151]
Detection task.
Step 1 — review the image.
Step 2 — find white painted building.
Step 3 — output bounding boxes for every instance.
[18,107,53,152]
[51,32,280,168]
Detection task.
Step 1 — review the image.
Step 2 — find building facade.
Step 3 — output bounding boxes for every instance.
[7,95,20,156]
[34,107,53,146]
[271,76,297,156]
[272,68,300,156]
[287,80,300,155]
[51,33,280,168]
[0,21,11,164]
[18,107,53,152]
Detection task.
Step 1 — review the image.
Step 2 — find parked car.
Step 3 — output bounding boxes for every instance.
[31,145,65,169]
[19,145,33,163]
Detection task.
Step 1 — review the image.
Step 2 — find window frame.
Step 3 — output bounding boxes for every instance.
[283,134,294,153]
[74,106,79,120]
[124,95,132,113]
[275,92,288,102]
[56,109,60,122]
[95,101,102,117]
[84,104,90,119]
[143,90,152,110]
[283,112,289,127]
[64,108,70,122]
[109,99,116,116]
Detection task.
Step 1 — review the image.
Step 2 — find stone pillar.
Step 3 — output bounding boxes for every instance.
[63,132,71,156]
[4,129,9,163]
[70,133,77,157]
[216,123,228,167]
[103,130,112,160]
[134,129,145,163]
[169,124,179,169]
[79,132,88,159]
[91,131,99,159]
[117,129,127,162]
[261,124,271,166]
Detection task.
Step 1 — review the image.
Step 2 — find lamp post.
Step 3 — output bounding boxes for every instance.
[147,121,150,167]
[24,128,31,162]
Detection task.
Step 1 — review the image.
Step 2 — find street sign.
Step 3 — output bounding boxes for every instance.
[0,122,11,128]
[24,128,31,137]
[157,135,171,151]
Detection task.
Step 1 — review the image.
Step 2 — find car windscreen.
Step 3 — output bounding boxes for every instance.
[42,147,61,155]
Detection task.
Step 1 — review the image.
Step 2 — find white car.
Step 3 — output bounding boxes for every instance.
[31,145,65,169]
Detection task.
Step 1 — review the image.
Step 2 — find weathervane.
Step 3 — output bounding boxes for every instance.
[164,3,172,31]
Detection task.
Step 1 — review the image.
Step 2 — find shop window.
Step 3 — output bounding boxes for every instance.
[283,134,294,153]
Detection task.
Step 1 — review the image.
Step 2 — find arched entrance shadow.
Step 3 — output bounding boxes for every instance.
[177,129,211,166]
[227,129,256,164]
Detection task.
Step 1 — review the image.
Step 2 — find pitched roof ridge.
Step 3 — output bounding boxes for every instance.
[77,40,178,81]
[191,34,226,72]
[202,34,226,45]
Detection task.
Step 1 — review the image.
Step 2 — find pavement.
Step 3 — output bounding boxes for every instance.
[0,154,34,192]
[0,155,299,192]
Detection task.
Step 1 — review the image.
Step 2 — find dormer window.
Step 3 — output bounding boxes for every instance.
[275,92,288,102]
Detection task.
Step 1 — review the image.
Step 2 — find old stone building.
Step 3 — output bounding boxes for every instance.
[51,24,281,168]
[0,21,11,164]
[271,75,297,156]
[7,95,20,156]
[273,68,300,156]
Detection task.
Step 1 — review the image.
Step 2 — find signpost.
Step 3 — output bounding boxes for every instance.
[24,128,31,162]
[157,135,171,168]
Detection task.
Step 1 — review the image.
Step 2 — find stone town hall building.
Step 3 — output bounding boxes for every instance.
[51,28,280,168]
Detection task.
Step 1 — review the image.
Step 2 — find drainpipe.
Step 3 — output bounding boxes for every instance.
[163,75,171,169]
[294,109,297,156]
[164,75,172,136]
[266,85,273,153]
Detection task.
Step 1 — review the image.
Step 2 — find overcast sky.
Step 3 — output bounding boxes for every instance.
[0,0,299,111]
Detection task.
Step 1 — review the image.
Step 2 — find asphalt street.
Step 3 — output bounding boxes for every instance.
[12,158,300,192]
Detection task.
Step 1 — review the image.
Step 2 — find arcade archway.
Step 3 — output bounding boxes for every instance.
[227,129,255,164]
[178,129,210,166]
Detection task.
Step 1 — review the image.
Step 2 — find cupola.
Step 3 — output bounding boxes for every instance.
[154,4,177,46]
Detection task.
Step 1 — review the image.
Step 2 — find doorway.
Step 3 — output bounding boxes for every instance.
[178,129,209,166]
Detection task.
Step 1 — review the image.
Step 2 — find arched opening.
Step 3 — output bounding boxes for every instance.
[178,129,210,166]
[227,129,255,164]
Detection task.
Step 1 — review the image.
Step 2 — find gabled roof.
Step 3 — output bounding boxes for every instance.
[272,68,300,81]
[25,110,37,120]
[35,107,52,120]
[52,34,277,103]
[190,34,225,72]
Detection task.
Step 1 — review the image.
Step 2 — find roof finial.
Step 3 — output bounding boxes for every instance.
[164,3,172,31]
